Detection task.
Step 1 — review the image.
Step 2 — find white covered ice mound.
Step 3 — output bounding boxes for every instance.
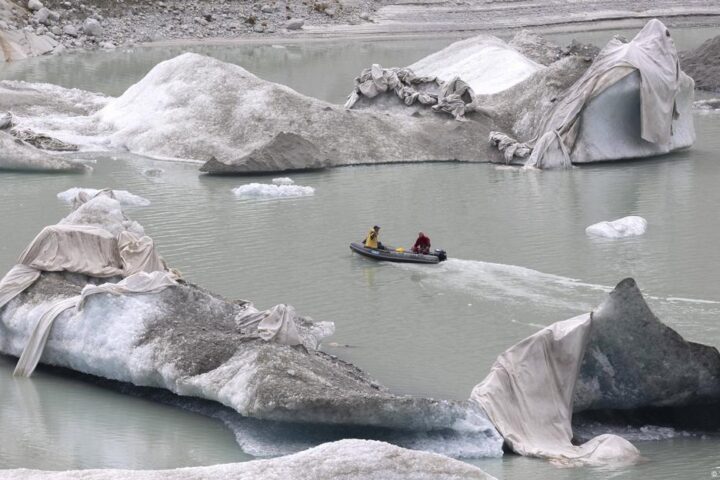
[410,35,544,95]
[585,216,647,239]
[0,439,496,479]
[233,182,315,199]
[57,188,151,207]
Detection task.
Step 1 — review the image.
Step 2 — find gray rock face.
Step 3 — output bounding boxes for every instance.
[82,17,102,37]
[201,132,328,174]
[285,18,304,30]
[574,278,720,412]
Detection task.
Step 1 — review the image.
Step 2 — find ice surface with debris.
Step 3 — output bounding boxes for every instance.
[585,216,647,238]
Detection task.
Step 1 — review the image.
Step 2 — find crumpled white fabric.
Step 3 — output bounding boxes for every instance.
[471,313,641,466]
[12,271,179,377]
[345,64,475,119]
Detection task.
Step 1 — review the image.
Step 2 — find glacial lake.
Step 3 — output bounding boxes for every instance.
[1,28,719,478]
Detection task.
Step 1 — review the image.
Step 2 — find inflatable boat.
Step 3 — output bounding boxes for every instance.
[350,242,447,264]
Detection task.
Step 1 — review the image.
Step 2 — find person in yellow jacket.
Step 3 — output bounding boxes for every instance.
[363,225,384,249]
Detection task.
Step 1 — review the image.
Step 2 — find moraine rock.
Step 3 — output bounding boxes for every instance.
[27,0,43,11]
[82,17,102,37]
[285,18,304,30]
[62,24,77,37]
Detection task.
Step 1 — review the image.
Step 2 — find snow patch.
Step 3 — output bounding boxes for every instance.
[57,188,151,207]
[232,183,315,199]
[585,216,647,239]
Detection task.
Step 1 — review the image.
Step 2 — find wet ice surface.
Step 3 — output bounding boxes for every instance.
[1,28,720,478]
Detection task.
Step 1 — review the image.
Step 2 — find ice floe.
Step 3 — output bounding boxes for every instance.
[585,216,647,238]
[57,188,151,207]
[232,182,315,198]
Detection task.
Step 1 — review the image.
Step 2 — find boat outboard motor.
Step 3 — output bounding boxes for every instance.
[434,249,447,262]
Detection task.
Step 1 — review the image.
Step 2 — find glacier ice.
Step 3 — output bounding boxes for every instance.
[57,188,151,207]
[470,278,720,465]
[232,182,315,199]
[585,216,647,238]
[0,198,503,456]
[0,131,89,172]
[1,21,696,172]
[0,439,497,480]
[409,35,544,96]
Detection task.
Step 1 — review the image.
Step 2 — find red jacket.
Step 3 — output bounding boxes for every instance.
[413,234,431,253]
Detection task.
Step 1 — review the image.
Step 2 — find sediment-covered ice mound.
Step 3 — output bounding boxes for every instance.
[0,131,89,172]
[90,52,492,173]
[471,278,720,465]
[1,439,496,480]
[680,33,720,92]
[585,216,647,238]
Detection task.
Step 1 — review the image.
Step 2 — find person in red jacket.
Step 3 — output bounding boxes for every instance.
[412,232,431,254]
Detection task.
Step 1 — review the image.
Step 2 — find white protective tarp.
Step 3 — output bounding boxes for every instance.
[471,314,641,466]
[523,19,686,168]
[1,190,319,377]
[13,270,179,377]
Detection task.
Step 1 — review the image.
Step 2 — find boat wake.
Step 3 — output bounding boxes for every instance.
[393,258,720,341]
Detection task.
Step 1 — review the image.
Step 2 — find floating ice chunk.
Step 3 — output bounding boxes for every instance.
[232,183,315,199]
[585,216,647,239]
[57,188,151,207]
[272,177,295,185]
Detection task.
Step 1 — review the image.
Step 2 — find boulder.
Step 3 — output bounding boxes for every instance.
[34,7,51,26]
[285,18,304,30]
[62,24,77,37]
[27,0,43,11]
[82,17,102,37]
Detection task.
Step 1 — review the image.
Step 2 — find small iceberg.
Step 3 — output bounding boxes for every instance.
[232,180,315,199]
[585,216,647,239]
[272,177,295,185]
[57,188,151,207]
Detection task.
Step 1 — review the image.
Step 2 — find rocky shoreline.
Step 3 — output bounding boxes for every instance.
[2,0,720,62]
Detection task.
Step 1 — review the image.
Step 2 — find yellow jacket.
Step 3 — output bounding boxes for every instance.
[364,228,379,248]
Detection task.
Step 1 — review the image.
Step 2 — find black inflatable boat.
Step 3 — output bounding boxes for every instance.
[350,242,447,264]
